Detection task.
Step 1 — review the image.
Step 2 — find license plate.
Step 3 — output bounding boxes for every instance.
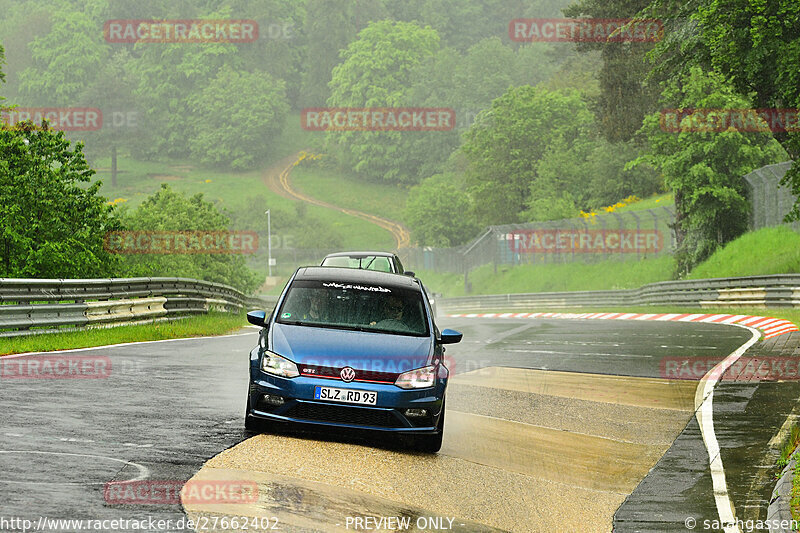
[314,386,377,405]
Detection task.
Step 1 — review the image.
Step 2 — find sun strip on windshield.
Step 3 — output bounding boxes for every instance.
[321,282,391,293]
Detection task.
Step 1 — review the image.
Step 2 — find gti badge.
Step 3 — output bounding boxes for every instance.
[340,366,356,383]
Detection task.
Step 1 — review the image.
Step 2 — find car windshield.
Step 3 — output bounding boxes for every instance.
[276,279,427,336]
[322,255,394,272]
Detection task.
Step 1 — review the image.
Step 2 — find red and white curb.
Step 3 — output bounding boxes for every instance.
[446,312,799,339]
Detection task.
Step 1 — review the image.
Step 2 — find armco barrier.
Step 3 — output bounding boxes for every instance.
[0,277,277,337]
[438,274,800,313]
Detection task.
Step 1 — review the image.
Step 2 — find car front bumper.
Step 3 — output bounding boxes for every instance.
[247,372,446,434]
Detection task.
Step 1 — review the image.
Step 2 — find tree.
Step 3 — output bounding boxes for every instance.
[325,20,440,183]
[563,0,662,142]
[405,173,479,247]
[299,0,388,106]
[17,8,110,104]
[78,48,139,184]
[528,135,661,220]
[404,38,535,182]
[0,42,5,85]
[630,66,787,275]
[689,0,800,220]
[460,86,596,225]
[0,121,121,277]
[225,0,307,108]
[127,24,242,158]
[117,185,259,293]
[187,65,289,170]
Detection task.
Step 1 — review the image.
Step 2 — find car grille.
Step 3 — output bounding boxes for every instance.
[286,402,404,428]
[298,364,398,384]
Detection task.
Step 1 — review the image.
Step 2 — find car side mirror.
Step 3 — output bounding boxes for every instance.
[439,329,462,344]
[247,310,268,327]
[403,271,416,277]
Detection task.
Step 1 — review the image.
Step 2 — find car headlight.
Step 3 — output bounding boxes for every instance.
[261,351,299,378]
[395,365,436,389]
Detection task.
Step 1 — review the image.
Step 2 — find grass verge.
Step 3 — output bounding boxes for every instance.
[290,165,409,223]
[416,225,800,298]
[688,226,800,279]
[0,312,250,356]
[792,466,800,527]
[417,256,675,297]
[778,426,800,472]
[89,154,395,252]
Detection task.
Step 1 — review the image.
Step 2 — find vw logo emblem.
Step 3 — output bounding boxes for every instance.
[340,367,356,382]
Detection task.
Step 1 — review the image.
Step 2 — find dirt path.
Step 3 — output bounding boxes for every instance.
[262,152,412,249]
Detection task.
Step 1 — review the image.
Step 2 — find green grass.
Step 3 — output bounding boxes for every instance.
[688,226,800,279]
[418,225,800,298]
[91,112,320,210]
[778,425,800,472]
[0,312,250,356]
[417,256,676,297]
[614,192,674,213]
[94,158,277,209]
[93,155,394,258]
[778,422,800,527]
[792,464,800,527]
[291,165,409,223]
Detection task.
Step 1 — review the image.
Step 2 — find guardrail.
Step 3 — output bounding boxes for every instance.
[438,274,800,313]
[0,277,278,337]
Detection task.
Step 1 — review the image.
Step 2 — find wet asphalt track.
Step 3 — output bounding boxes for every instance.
[0,318,791,532]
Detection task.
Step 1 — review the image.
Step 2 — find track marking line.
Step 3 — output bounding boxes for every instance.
[0,331,256,358]
[693,324,761,533]
[0,450,150,485]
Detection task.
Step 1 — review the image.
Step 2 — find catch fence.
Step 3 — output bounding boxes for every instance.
[399,206,677,274]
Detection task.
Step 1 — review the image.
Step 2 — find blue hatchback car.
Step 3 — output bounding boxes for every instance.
[245,267,462,452]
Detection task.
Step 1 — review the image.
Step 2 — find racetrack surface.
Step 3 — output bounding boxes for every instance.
[0,318,791,532]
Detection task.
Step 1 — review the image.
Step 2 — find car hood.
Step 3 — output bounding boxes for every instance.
[270,323,432,373]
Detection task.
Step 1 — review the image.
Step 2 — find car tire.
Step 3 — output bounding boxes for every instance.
[413,400,445,453]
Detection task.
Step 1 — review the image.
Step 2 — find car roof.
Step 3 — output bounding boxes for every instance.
[322,251,396,258]
[294,266,418,290]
